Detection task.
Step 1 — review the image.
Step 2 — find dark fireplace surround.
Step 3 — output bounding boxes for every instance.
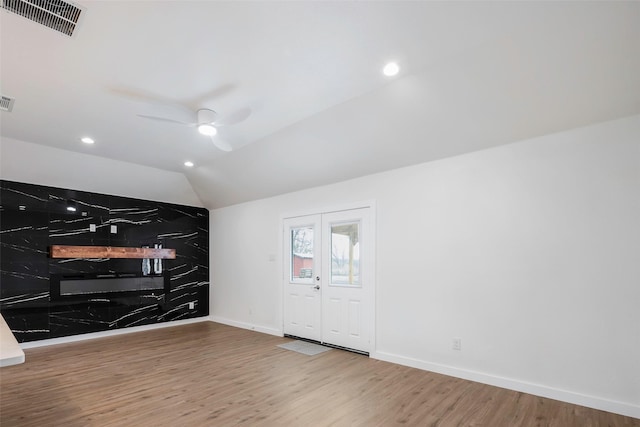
[50,272,171,302]
[0,180,210,343]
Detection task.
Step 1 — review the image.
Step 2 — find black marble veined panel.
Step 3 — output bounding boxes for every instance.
[0,209,50,310]
[49,257,112,276]
[49,301,114,338]
[158,202,200,223]
[1,179,209,343]
[0,270,50,309]
[0,182,49,213]
[48,212,110,247]
[108,196,159,248]
[161,261,209,320]
[1,307,50,341]
[108,258,146,276]
[0,209,48,260]
[47,185,111,250]
[47,187,93,219]
[111,294,163,328]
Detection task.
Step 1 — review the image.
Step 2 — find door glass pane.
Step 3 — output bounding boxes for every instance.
[291,227,314,281]
[331,222,360,285]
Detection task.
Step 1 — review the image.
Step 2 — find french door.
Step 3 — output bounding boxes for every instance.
[283,207,373,353]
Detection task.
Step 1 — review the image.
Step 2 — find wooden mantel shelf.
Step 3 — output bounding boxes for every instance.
[50,245,176,259]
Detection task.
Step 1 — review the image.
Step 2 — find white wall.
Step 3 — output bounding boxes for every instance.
[210,115,640,418]
[0,137,203,207]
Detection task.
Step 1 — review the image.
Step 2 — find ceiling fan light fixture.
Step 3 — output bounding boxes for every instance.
[383,62,400,77]
[198,124,217,136]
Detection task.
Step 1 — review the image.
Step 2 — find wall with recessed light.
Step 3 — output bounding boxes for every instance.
[0,179,209,342]
[208,115,640,418]
[0,137,203,207]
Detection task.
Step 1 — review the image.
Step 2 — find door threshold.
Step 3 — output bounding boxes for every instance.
[284,334,369,357]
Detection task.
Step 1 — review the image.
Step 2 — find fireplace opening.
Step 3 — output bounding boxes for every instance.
[50,272,170,301]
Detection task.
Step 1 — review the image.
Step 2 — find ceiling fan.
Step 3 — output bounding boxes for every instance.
[138,107,251,152]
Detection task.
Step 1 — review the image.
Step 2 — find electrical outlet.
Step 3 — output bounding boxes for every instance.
[110,225,117,234]
[188,302,195,310]
[452,338,462,351]
[89,224,96,232]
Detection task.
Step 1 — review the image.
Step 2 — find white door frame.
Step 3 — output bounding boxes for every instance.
[280,200,376,354]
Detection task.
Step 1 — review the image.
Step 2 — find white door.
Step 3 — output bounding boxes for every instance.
[283,207,373,354]
[320,208,372,352]
[283,214,322,342]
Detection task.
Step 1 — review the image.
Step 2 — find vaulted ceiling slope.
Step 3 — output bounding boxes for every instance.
[1,1,639,209]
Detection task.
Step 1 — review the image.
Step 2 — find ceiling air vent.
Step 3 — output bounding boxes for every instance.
[1,0,83,37]
[0,96,15,112]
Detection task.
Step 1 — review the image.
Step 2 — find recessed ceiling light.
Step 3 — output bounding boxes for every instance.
[383,62,400,77]
[81,137,95,144]
[184,161,194,167]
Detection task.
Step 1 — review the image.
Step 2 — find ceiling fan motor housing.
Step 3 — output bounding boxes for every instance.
[197,109,217,125]
[197,109,218,136]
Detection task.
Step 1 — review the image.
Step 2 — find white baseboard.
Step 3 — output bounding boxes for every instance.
[209,316,283,337]
[20,316,211,349]
[371,350,639,420]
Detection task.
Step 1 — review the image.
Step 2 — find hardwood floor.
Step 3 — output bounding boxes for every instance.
[0,322,637,426]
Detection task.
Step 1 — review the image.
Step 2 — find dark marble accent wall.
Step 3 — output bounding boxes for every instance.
[0,180,209,343]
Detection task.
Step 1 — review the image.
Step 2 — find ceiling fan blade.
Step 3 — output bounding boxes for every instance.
[111,87,194,114]
[214,107,251,127]
[211,136,233,152]
[137,114,196,126]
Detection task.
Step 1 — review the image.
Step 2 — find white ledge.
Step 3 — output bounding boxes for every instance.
[0,314,25,367]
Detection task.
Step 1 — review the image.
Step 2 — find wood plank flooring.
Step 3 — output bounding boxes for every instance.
[0,322,637,426]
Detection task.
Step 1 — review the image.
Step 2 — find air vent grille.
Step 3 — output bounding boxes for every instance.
[1,0,82,37]
[0,96,15,112]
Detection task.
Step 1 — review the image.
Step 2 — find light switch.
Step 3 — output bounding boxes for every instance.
[89,224,96,232]
[110,225,117,234]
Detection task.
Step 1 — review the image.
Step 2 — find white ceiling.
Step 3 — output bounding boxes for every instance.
[1,1,639,208]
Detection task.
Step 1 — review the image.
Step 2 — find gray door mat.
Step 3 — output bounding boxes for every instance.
[277,340,332,356]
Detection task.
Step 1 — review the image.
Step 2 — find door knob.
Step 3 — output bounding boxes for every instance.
[316,276,320,281]
[313,285,320,290]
